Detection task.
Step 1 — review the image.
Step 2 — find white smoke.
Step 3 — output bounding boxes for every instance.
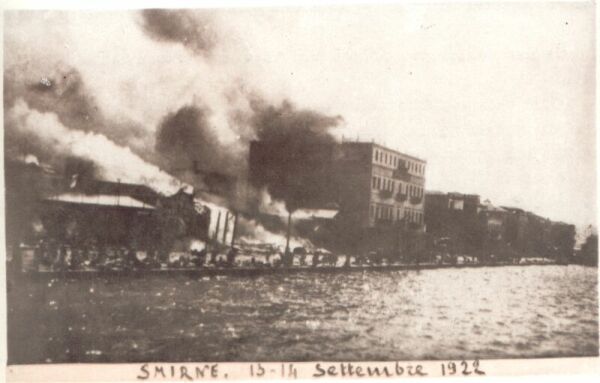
[4,11,259,171]
[258,189,288,217]
[8,98,185,195]
[8,98,311,250]
[238,217,314,251]
[3,11,338,248]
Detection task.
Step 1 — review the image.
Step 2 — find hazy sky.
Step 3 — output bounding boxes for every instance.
[3,3,596,226]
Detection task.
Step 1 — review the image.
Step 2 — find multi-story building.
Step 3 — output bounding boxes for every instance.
[478,199,508,240]
[500,206,575,258]
[336,142,426,228]
[424,192,482,249]
[333,141,427,255]
[247,140,427,256]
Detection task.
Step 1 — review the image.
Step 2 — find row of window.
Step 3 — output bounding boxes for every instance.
[372,176,424,197]
[405,209,424,224]
[372,175,395,192]
[373,149,425,175]
[370,204,424,224]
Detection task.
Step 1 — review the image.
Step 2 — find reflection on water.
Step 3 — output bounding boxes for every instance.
[7,265,598,363]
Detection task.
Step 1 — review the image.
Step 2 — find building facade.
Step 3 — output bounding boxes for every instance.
[247,140,427,256]
[5,159,213,258]
[424,191,577,261]
[366,143,425,228]
[424,192,484,255]
[425,192,481,233]
[333,142,427,255]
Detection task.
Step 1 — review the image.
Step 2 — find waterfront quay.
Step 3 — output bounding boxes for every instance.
[20,259,560,280]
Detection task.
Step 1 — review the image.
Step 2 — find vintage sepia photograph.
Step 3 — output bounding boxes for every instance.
[3,0,598,376]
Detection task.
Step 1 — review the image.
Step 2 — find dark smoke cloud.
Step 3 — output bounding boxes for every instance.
[4,66,101,131]
[140,9,217,55]
[3,65,149,153]
[152,97,345,215]
[3,67,84,172]
[3,62,181,197]
[63,156,98,180]
[247,99,344,212]
[155,104,242,176]
[157,105,219,169]
[251,99,342,145]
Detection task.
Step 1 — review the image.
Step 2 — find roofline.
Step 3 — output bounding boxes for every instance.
[342,141,427,163]
[42,199,155,210]
[499,205,525,211]
[426,191,480,198]
[42,195,156,210]
[83,179,157,191]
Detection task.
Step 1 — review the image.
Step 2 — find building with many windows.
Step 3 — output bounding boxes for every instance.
[332,141,427,256]
[368,143,426,228]
[247,139,427,256]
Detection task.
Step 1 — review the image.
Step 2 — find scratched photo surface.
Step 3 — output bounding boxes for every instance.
[4,3,598,365]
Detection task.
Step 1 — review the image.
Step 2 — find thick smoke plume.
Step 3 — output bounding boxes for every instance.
[7,99,184,195]
[3,66,151,155]
[152,97,344,216]
[4,9,345,248]
[252,100,342,146]
[63,156,98,181]
[247,100,344,212]
[140,9,217,55]
[4,66,103,133]
[155,104,244,178]
[237,216,314,250]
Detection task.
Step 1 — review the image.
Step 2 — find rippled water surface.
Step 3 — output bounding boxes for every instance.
[7,265,598,363]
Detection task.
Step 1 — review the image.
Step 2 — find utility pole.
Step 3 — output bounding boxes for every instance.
[222,211,230,244]
[117,178,121,206]
[213,211,222,245]
[285,211,292,262]
[395,218,401,264]
[230,212,238,248]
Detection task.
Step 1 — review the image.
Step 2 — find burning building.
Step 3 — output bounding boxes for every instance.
[40,189,157,250]
[4,158,213,260]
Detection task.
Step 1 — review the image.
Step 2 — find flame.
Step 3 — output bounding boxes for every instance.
[258,189,288,217]
[189,239,206,252]
[238,217,314,251]
[24,154,40,165]
[31,218,45,234]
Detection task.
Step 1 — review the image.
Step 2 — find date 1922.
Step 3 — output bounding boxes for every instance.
[441,359,485,376]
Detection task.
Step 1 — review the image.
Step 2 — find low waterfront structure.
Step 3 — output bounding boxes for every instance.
[425,192,483,255]
[425,191,577,261]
